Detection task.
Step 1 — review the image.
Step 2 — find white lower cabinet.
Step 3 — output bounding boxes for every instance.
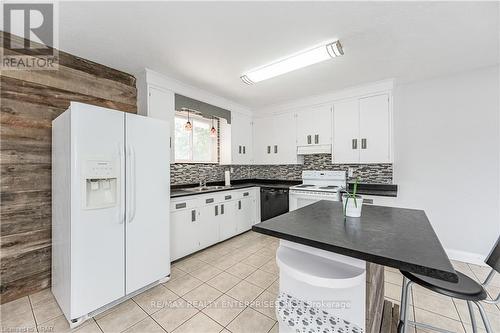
[170,187,259,261]
[170,199,200,261]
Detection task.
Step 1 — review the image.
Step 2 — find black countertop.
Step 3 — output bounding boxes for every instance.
[170,179,301,198]
[347,183,398,197]
[252,200,457,282]
[171,179,398,198]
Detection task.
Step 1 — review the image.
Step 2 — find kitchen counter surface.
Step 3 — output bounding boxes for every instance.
[171,179,300,198]
[252,200,457,282]
[347,183,398,197]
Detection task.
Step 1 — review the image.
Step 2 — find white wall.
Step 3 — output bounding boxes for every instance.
[393,66,499,263]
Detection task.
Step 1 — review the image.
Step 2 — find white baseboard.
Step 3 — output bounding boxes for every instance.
[445,248,487,266]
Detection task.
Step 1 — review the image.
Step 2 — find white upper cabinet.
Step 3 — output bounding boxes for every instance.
[332,99,360,163]
[231,112,253,165]
[253,113,299,165]
[358,94,391,163]
[333,93,392,164]
[296,104,332,147]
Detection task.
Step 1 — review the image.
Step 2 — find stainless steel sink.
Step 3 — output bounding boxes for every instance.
[184,185,229,192]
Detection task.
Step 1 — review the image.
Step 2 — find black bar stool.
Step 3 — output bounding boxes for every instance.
[398,237,499,333]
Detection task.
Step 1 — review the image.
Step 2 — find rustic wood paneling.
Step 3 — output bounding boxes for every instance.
[0,32,137,304]
[366,263,385,333]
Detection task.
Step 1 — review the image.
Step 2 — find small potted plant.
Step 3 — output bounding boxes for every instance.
[342,178,363,217]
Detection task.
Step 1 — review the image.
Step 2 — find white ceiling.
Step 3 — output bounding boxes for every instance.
[58,1,499,108]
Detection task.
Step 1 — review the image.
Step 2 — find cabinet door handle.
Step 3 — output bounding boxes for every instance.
[206,198,214,204]
[225,195,232,200]
[361,138,367,149]
[243,146,246,154]
[243,192,249,196]
[191,210,196,222]
[221,204,224,215]
[274,145,278,154]
[352,139,358,149]
[176,203,187,209]
[315,134,319,144]
[307,135,312,144]
[215,205,218,216]
[239,145,242,154]
[267,146,271,154]
[238,200,242,210]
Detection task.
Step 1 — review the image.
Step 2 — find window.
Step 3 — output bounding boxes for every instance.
[174,113,218,163]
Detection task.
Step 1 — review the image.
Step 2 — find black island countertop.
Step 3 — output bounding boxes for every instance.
[252,200,457,282]
[171,179,397,198]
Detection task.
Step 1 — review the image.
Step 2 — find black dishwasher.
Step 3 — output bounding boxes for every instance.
[260,187,289,221]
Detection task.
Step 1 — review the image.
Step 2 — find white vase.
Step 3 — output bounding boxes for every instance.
[342,195,363,217]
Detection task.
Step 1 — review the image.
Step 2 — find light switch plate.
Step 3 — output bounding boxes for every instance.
[348,167,354,177]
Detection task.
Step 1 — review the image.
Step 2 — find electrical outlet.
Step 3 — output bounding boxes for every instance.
[230,167,234,173]
[348,168,354,178]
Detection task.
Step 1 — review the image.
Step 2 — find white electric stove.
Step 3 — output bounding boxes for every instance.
[289,170,347,211]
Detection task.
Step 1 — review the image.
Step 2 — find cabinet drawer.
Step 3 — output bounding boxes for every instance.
[170,198,199,211]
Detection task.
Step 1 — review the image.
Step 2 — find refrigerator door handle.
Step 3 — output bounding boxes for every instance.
[129,145,137,223]
[118,144,125,224]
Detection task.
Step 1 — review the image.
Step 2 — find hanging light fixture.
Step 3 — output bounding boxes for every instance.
[184,109,192,132]
[210,116,217,138]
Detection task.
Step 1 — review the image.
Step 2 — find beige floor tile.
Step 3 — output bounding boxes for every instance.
[206,271,241,293]
[226,262,257,279]
[122,317,166,333]
[29,288,56,306]
[175,258,209,273]
[266,280,279,296]
[254,247,276,259]
[226,280,264,305]
[1,296,32,317]
[250,290,277,320]
[384,282,404,303]
[414,307,465,333]
[202,294,245,327]
[385,270,403,286]
[211,255,239,271]
[37,315,95,333]
[182,284,222,309]
[165,275,203,296]
[245,270,277,289]
[32,296,64,324]
[170,267,188,282]
[75,321,103,333]
[172,311,223,333]
[454,299,500,331]
[242,254,269,268]
[463,324,487,333]
[413,291,460,321]
[133,285,179,314]
[151,298,199,332]
[268,322,279,333]
[1,306,37,332]
[189,265,223,282]
[259,259,279,275]
[96,299,147,333]
[226,307,275,333]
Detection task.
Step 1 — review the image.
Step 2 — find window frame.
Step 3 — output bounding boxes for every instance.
[174,113,218,164]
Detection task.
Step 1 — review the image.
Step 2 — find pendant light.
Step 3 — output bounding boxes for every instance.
[210,116,217,138]
[184,109,192,132]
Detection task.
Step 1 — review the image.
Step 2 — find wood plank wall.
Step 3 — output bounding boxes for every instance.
[0,32,138,303]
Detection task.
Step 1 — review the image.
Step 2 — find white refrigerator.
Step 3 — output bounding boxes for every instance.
[52,102,170,326]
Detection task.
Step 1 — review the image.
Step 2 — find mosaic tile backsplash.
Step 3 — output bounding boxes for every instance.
[171,154,393,185]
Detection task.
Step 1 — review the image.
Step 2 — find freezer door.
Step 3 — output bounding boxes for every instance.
[125,113,170,294]
[70,103,126,318]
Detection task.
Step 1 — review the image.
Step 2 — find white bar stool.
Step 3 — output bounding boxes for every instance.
[275,241,366,332]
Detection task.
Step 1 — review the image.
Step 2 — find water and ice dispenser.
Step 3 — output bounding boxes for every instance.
[83,160,118,209]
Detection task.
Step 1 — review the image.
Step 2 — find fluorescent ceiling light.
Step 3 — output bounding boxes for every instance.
[241,40,343,84]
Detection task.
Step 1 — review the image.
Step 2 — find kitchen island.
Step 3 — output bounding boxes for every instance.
[252,200,457,332]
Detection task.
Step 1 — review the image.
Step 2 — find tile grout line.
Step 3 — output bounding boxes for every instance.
[27,295,39,333]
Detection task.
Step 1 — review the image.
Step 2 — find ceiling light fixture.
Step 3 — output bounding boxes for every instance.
[240,40,343,84]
